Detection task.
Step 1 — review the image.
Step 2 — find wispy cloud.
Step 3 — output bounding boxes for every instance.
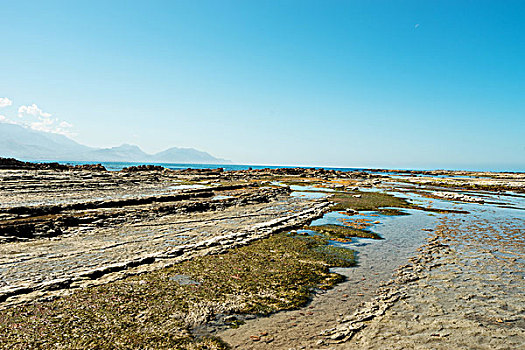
[0,97,13,108]
[0,102,76,137]
[0,115,17,124]
[18,103,52,118]
[28,117,75,137]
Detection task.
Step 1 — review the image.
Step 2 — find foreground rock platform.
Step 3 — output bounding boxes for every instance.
[0,161,523,349]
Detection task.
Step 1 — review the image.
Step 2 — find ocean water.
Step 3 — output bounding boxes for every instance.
[28,160,523,177]
[35,160,366,172]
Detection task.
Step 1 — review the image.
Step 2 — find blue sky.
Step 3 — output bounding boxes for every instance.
[0,0,523,170]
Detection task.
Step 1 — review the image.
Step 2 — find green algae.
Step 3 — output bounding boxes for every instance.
[328,191,468,214]
[329,191,412,211]
[303,224,382,240]
[377,208,410,216]
[0,233,356,349]
[312,245,357,266]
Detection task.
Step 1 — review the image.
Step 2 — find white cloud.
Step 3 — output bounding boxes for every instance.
[0,115,17,125]
[0,102,76,137]
[59,121,73,128]
[26,114,75,137]
[0,97,13,108]
[18,103,52,118]
[30,118,56,132]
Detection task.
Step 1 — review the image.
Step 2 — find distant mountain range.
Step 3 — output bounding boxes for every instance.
[0,123,230,164]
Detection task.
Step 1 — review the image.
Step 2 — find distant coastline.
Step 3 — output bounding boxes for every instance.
[0,123,230,165]
[25,159,363,172]
[22,159,524,174]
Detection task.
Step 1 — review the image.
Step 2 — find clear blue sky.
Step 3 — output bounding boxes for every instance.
[0,0,523,170]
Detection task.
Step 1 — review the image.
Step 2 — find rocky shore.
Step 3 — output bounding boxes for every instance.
[349,214,525,349]
[0,158,523,349]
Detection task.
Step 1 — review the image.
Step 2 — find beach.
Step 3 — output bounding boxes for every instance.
[0,160,524,349]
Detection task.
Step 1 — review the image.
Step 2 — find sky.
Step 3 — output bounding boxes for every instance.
[0,0,524,171]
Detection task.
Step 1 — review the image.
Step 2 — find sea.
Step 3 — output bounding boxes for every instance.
[31,160,505,178]
[37,160,366,173]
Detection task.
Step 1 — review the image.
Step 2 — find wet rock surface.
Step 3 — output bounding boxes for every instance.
[0,184,283,242]
[399,173,525,193]
[430,191,485,203]
[348,214,525,349]
[0,200,329,308]
[0,167,332,308]
[218,176,525,349]
[1,163,523,349]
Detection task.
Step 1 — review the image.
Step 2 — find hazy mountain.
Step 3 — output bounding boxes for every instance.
[153,147,229,164]
[0,123,230,164]
[83,144,150,162]
[0,123,92,160]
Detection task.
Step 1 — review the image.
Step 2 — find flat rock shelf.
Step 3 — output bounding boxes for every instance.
[1,164,523,349]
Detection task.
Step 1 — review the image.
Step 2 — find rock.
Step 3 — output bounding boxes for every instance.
[223,315,237,322]
[330,332,346,340]
[431,191,484,203]
[122,165,165,172]
[0,157,106,171]
[320,327,336,336]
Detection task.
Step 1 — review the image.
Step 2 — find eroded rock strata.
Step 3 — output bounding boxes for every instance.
[0,159,523,349]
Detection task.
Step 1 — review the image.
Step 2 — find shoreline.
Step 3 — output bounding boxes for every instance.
[0,159,523,348]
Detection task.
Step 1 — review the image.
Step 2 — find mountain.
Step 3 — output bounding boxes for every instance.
[0,123,230,164]
[83,144,151,162]
[153,147,229,164]
[0,123,93,160]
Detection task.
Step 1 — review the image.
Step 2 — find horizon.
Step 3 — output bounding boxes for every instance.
[1,1,524,171]
[17,157,525,174]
